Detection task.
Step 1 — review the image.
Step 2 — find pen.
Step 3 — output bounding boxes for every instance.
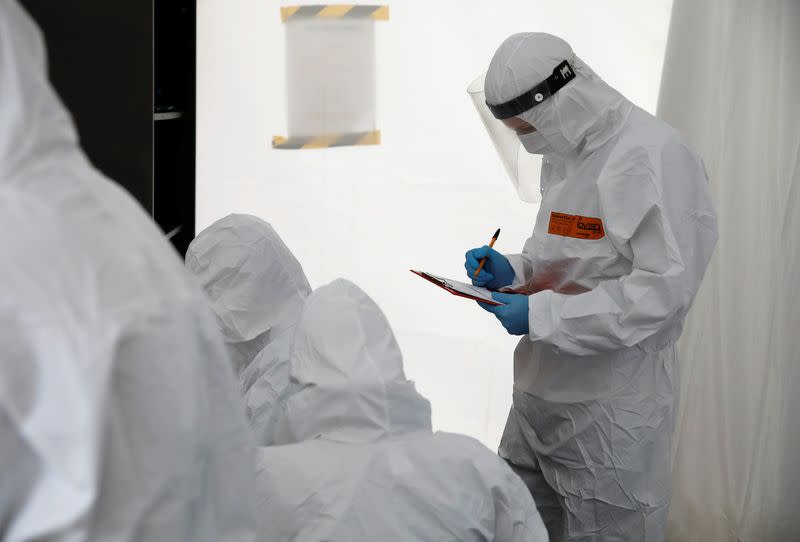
[473,228,501,279]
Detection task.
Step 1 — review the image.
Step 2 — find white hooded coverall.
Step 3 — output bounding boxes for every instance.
[0,2,256,540]
[185,213,311,445]
[254,279,550,542]
[483,33,718,541]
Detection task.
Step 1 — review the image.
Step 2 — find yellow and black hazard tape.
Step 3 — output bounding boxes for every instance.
[272,130,381,149]
[280,5,389,22]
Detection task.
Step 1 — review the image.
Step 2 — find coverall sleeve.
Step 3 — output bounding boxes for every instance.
[505,253,534,289]
[528,142,718,355]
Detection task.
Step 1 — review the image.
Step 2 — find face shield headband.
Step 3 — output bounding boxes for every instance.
[486,60,576,120]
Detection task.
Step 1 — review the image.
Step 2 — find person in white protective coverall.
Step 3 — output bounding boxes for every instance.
[0,2,256,540]
[464,34,718,541]
[185,214,311,445]
[254,279,550,542]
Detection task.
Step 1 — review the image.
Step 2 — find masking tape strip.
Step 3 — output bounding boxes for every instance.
[280,5,389,22]
[272,130,381,149]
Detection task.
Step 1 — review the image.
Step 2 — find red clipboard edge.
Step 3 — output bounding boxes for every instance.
[410,270,504,306]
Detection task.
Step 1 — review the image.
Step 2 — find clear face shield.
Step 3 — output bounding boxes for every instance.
[467,60,576,203]
[467,73,543,203]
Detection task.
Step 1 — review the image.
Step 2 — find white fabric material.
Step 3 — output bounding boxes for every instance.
[255,279,549,541]
[483,33,718,541]
[657,2,800,540]
[185,214,310,445]
[0,2,256,540]
[239,340,294,446]
[518,130,553,155]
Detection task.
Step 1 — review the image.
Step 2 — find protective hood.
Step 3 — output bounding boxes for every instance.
[185,214,311,375]
[0,1,82,186]
[485,33,633,158]
[285,279,432,444]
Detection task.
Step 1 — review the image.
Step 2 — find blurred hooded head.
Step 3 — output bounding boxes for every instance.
[186,214,311,375]
[0,0,81,187]
[284,279,431,444]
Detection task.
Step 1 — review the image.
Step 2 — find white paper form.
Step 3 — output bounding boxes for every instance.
[421,272,499,304]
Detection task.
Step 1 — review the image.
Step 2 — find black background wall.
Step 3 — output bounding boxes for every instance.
[154,0,196,254]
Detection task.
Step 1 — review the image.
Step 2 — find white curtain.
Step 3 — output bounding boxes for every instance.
[657,1,800,540]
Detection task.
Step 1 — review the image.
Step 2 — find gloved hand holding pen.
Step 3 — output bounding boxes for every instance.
[464,228,515,289]
[464,246,515,289]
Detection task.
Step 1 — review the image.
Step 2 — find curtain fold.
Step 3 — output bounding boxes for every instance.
[657,1,800,540]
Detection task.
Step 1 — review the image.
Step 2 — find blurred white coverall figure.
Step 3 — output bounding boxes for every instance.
[0,2,256,540]
[254,279,550,542]
[185,214,311,445]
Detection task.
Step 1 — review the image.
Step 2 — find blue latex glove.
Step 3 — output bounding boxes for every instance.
[478,292,530,335]
[464,246,515,289]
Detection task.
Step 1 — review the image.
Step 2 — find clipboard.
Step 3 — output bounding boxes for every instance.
[410,270,505,306]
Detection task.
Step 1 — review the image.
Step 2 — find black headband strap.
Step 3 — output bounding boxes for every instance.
[486,59,576,120]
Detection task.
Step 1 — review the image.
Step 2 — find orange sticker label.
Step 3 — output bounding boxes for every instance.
[547,212,605,240]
